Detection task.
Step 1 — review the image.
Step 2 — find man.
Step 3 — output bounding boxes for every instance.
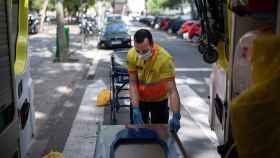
[127,29,181,132]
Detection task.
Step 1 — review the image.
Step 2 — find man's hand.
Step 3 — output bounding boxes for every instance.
[132,107,144,124]
[169,112,181,132]
[167,79,181,132]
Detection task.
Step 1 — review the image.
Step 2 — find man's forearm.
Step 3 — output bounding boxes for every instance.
[129,73,139,107]
[129,82,139,107]
[168,80,181,113]
[170,88,180,113]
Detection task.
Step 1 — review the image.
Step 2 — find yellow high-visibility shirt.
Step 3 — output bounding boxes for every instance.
[127,44,175,102]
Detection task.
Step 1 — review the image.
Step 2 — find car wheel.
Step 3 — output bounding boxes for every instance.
[203,47,218,64]
[191,34,201,43]
[198,44,207,54]
[101,43,107,49]
[97,42,102,49]
[168,29,172,34]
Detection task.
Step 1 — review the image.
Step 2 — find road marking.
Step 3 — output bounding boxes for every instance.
[176,77,205,85]
[176,68,212,72]
[63,79,106,158]
[176,78,218,145]
[204,77,211,87]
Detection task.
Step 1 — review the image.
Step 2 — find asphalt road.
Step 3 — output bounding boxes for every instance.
[152,27,211,101]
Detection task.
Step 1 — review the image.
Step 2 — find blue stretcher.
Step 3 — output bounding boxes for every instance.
[94,124,189,158]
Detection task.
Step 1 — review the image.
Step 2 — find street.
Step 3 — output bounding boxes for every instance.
[27,22,219,158]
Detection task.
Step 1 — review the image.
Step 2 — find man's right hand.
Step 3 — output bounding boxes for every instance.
[132,107,144,124]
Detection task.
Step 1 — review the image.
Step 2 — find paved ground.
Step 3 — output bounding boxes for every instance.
[26,25,97,158]
[26,22,220,158]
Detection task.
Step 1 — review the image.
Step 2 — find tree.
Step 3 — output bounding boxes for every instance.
[155,0,197,17]
[29,0,44,12]
[56,0,67,62]
[147,0,166,15]
[64,0,80,15]
[39,0,49,32]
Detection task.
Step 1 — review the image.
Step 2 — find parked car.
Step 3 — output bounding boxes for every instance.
[139,16,155,26]
[166,18,177,33]
[152,16,165,29]
[160,17,171,30]
[105,14,122,23]
[98,22,131,49]
[170,14,193,34]
[180,20,199,38]
[168,18,185,34]
[180,20,196,33]
[188,22,202,43]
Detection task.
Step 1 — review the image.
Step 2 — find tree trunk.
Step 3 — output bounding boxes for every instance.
[180,0,185,14]
[56,0,67,62]
[39,0,49,32]
[186,0,197,19]
[191,1,198,19]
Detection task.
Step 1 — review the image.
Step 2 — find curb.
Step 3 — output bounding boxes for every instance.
[87,49,101,80]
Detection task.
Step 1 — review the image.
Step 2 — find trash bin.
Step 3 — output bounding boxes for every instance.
[64,26,69,48]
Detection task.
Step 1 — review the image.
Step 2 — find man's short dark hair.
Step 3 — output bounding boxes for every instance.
[134,29,153,44]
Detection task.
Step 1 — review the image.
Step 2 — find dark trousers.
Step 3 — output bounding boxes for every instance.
[139,99,169,124]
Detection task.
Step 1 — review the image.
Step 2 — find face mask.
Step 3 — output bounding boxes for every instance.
[137,49,152,61]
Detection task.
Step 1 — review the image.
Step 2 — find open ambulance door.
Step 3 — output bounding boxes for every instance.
[0,0,21,157]
[223,0,279,157]
[0,0,35,157]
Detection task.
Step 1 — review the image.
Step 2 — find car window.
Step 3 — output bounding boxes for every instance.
[107,16,122,22]
[105,23,127,33]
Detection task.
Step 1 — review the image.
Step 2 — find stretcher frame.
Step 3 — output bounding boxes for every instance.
[110,49,133,124]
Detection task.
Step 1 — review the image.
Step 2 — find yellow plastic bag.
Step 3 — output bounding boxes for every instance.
[96,89,111,107]
[42,152,64,158]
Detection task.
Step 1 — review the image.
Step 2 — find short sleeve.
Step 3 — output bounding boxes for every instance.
[159,58,176,80]
[127,48,137,73]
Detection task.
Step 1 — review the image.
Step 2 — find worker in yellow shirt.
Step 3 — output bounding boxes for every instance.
[128,29,181,132]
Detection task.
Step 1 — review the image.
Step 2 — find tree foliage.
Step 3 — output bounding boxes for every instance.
[162,0,183,8]
[162,0,193,9]
[147,0,166,15]
[64,0,80,14]
[29,0,44,11]
[29,0,96,12]
[147,0,193,15]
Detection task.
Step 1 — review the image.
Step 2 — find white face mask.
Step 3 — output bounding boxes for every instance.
[137,49,152,61]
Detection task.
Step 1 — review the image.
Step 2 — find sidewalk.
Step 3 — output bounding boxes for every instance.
[26,25,98,158]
